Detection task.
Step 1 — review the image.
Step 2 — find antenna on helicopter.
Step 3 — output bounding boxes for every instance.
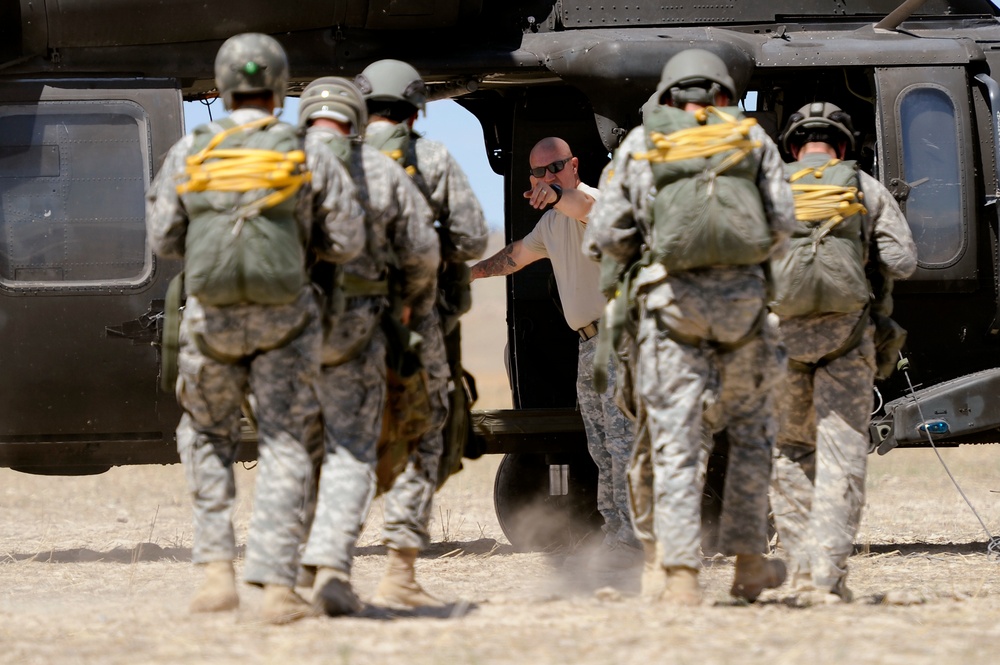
[874,0,931,32]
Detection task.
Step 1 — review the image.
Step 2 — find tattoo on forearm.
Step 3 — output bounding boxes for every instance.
[472,244,519,279]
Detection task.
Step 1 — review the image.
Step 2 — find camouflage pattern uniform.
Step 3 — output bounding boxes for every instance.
[770,165,916,594]
[301,127,439,574]
[584,121,796,570]
[146,108,365,588]
[577,335,640,548]
[371,123,489,551]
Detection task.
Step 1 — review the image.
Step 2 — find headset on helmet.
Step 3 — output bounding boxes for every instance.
[780,102,858,154]
[354,59,427,112]
[214,33,289,111]
[655,48,738,106]
[298,77,368,137]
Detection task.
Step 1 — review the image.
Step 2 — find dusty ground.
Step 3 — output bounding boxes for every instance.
[3,247,1000,664]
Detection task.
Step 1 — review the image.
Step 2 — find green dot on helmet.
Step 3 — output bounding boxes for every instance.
[243,61,259,75]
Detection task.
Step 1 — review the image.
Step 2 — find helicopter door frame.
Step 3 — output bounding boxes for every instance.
[874,65,977,289]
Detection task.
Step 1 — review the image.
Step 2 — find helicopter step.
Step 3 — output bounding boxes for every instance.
[871,367,1000,454]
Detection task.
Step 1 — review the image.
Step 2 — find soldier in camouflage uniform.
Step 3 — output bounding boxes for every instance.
[584,48,794,605]
[293,77,440,616]
[146,33,364,624]
[770,103,916,604]
[470,137,641,566]
[355,59,489,607]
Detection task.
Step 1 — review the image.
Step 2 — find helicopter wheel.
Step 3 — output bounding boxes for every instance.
[493,451,603,552]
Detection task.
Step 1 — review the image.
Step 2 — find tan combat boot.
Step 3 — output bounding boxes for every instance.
[312,567,363,617]
[640,541,667,600]
[373,547,445,608]
[260,584,315,625]
[661,566,702,606]
[731,554,787,602]
[189,560,239,613]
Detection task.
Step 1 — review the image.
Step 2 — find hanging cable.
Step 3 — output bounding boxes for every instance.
[897,353,1000,557]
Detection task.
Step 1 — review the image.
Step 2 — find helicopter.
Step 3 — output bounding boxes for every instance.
[2,0,999,550]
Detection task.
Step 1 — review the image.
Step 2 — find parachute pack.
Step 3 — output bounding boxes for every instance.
[770,158,870,318]
[159,116,311,392]
[179,116,311,306]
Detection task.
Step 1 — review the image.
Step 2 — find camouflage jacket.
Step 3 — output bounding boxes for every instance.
[310,126,440,316]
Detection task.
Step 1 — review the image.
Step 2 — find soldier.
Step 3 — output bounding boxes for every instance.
[355,58,489,607]
[294,77,440,616]
[146,33,364,624]
[470,137,641,567]
[584,48,794,605]
[770,102,917,604]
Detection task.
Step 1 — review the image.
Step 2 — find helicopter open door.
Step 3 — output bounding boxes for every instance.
[0,79,184,473]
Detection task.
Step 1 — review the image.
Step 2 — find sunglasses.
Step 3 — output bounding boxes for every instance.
[529,157,572,179]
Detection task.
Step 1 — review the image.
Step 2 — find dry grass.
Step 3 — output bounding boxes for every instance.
[3,236,1000,663]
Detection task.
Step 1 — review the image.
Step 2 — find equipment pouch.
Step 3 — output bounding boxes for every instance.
[160,272,185,394]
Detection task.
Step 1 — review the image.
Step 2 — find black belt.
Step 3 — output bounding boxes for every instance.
[578,320,600,341]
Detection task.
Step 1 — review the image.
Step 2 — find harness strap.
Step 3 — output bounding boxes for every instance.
[192,309,312,366]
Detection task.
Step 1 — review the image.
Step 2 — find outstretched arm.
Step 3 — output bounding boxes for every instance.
[524,182,596,223]
[470,240,545,281]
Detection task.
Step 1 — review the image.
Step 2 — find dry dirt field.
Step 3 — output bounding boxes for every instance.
[3,244,1000,664]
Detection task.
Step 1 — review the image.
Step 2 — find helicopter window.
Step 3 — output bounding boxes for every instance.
[899,86,962,265]
[0,101,149,287]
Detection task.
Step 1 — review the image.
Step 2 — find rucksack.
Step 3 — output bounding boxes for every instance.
[637,105,773,271]
[178,116,309,306]
[770,158,870,318]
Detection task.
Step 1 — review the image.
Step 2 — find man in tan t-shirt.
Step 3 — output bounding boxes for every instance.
[470,137,640,569]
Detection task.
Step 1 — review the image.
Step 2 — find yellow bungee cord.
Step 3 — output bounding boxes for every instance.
[789,159,867,242]
[176,115,311,219]
[632,106,761,174]
[381,148,417,176]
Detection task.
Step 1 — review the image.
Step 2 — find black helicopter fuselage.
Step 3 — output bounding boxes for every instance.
[1,1,998,490]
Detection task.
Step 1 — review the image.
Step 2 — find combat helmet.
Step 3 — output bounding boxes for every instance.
[214,32,289,111]
[656,48,737,106]
[299,77,368,137]
[355,59,427,111]
[780,102,858,154]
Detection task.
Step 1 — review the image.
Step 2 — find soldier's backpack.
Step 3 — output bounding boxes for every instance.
[178,116,310,306]
[638,104,773,271]
[770,158,870,318]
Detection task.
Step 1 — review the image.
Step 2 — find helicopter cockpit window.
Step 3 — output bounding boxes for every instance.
[0,101,150,288]
[899,86,962,266]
